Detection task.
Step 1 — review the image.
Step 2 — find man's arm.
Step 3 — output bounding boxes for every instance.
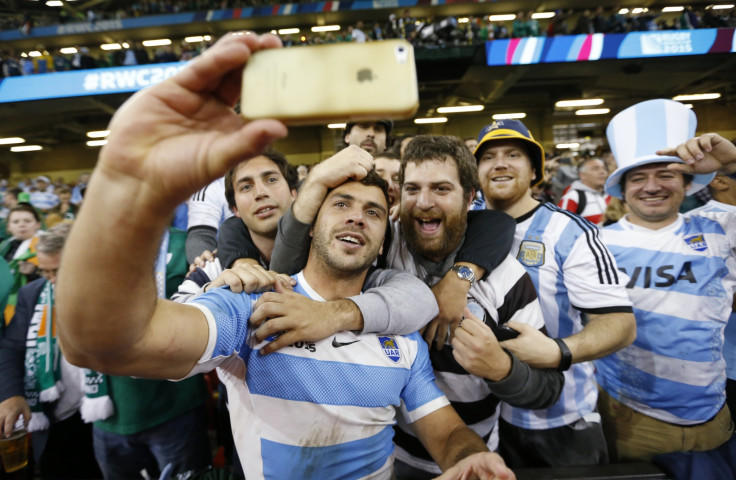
[56,33,289,379]
[248,268,438,355]
[412,405,514,479]
[0,281,41,436]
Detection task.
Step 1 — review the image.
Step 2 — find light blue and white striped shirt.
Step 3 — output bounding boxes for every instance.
[688,201,736,381]
[597,212,736,424]
[188,272,449,480]
[497,203,632,430]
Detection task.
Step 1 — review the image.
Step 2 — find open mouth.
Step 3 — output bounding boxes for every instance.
[336,232,365,246]
[640,196,667,203]
[492,175,514,183]
[416,218,441,234]
[254,206,277,218]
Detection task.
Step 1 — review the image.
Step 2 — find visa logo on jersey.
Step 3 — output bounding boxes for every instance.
[378,336,401,363]
[684,234,708,252]
[619,261,696,289]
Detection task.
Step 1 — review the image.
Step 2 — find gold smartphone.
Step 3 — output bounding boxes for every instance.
[240,40,419,125]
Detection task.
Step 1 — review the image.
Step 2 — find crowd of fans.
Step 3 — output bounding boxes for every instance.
[2,5,735,78]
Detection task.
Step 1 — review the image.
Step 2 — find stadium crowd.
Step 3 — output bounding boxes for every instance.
[2,29,736,480]
[2,4,736,77]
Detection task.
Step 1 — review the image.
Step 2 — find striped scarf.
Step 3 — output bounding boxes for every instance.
[23,281,114,431]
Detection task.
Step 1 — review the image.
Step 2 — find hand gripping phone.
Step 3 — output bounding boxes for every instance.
[240,40,419,125]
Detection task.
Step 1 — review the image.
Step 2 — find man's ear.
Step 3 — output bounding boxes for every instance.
[290,189,298,200]
[709,176,730,193]
[466,188,476,211]
[344,132,350,145]
[309,226,314,238]
[231,205,241,218]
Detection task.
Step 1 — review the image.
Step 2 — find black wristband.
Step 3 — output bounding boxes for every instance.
[553,338,572,371]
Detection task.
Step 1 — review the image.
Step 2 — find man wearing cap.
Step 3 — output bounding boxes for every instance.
[344,120,392,155]
[471,119,635,468]
[596,100,736,461]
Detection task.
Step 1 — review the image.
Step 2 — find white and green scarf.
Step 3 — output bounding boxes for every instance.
[23,281,114,431]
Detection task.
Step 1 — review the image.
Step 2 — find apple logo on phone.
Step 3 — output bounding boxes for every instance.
[357,68,374,82]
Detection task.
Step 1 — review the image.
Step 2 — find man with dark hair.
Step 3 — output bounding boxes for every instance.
[54,35,515,477]
[271,135,562,478]
[373,151,401,208]
[343,120,392,155]
[596,101,736,462]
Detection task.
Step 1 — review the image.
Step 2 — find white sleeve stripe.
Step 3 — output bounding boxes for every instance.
[189,302,218,364]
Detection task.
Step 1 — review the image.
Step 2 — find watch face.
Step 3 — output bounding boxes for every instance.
[453,265,474,282]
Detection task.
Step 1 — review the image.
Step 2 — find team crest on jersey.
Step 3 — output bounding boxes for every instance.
[517,241,545,267]
[378,336,401,363]
[684,234,708,252]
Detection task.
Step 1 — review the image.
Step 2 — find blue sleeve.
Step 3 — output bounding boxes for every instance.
[190,287,255,360]
[400,332,445,414]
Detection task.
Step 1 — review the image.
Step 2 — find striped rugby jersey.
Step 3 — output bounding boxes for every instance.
[187,177,234,231]
[597,212,736,424]
[687,201,736,381]
[385,220,544,473]
[500,203,632,430]
[187,272,449,480]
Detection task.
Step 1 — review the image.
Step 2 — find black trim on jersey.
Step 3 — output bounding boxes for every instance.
[188,268,212,288]
[394,425,493,463]
[496,273,538,324]
[192,184,209,202]
[515,203,543,224]
[576,305,633,315]
[186,225,218,234]
[542,203,619,285]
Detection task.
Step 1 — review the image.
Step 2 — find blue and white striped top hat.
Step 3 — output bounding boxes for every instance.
[604,98,715,199]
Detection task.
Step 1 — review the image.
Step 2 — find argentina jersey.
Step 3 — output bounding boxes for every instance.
[502,203,632,430]
[187,272,449,479]
[597,212,736,425]
[688,201,736,381]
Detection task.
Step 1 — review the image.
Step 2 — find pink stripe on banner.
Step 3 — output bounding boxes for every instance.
[506,38,521,65]
[577,34,593,61]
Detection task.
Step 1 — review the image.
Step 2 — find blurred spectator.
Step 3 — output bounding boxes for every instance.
[352,20,367,42]
[116,41,150,66]
[1,50,22,77]
[154,45,179,63]
[71,47,97,70]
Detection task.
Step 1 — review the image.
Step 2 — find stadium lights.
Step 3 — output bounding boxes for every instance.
[556,143,580,149]
[662,6,685,12]
[489,14,516,22]
[556,98,605,108]
[683,104,694,109]
[619,8,630,14]
[142,39,172,47]
[0,137,25,145]
[311,25,340,32]
[672,93,721,101]
[87,130,110,138]
[327,123,347,129]
[46,1,63,6]
[631,8,649,14]
[575,108,611,116]
[87,140,108,147]
[436,105,484,114]
[11,145,42,152]
[531,12,555,19]
[60,47,77,54]
[278,28,300,35]
[492,113,527,120]
[712,5,735,9]
[101,43,122,50]
[458,18,470,23]
[414,117,448,124]
[185,35,212,43]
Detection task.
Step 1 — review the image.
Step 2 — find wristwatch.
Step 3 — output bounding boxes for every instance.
[449,265,476,286]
